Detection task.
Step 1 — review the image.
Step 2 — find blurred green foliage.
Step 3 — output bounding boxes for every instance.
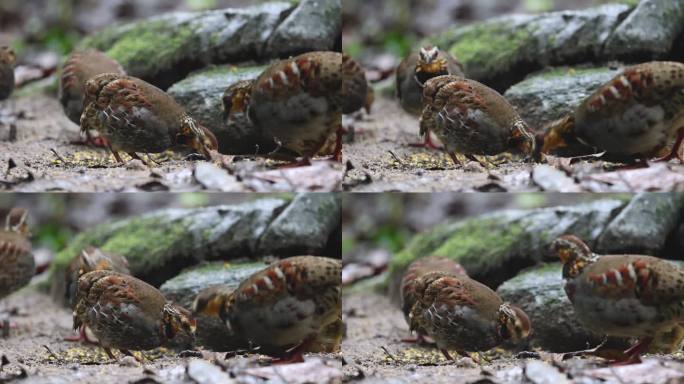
[34,222,74,252]
[39,26,79,55]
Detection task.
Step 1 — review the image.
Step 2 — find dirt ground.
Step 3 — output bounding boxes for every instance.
[342,290,684,384]
[0,286,342,384]
[0,94,342,192]
[343,97,684,192]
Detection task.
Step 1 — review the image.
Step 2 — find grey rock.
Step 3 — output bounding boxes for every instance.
[604,0,684,59]
[186,359,235,384]
[504,66,620,131]
[388,199,626,303]
[429,4,631,91]
[51,198,288,298]
[81,2,337,89]
[597,193,684,255]
[160,261,265,350]
[264,0,342,57]
[497,263,604,352]
[259,193,342,255]
[167,65,277,155]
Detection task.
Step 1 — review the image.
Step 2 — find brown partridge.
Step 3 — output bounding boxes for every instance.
[0,46,15,100]
[0,208,34,300]
[554,235,684,364]
[249,51,342,165]
[81,73,218,163]
[408,271,531,361]
[73,270,195,359]
[342,53,372,115]
[193,256,342,361]
[538,62,684,163]
[396,45,464,149]
[421,75,536,166]
[400,256,467,341]
[64,247,130,343]
[59,49,125,127]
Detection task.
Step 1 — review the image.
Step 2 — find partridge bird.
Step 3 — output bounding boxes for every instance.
[400,256,467,341]
[59,49,125,127]
[342,54,372,115]
[538,62,684,163]
[396,45,464,149]
[554,235,684,363]
[73,270,195,359]
[408,271,531,361]
[0,46,15,100]
[421,75,536,166]
[81,73,218,164]
[0,208,34,300]
[193,256,342,361]
[249,51,342,165]
[64,247,130,343]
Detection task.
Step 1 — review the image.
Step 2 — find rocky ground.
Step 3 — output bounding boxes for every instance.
[0,287,342,384]
[1,195,343,383]
[342,193,684,383]
[0,0,343,193]
[342,290,684,384]
[343,97,684,192]
[0,95,342,192]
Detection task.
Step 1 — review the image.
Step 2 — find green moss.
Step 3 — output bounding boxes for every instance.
[446,21,531,72]
[392,222,461,270]
[98,217,189,272]
[51,214,192,279]
[108,21,195,71]
[82,18,198,75]
[431,219,526,273]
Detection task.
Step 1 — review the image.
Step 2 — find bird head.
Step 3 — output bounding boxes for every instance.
[5,207,29,236]
[498,303,532,342]
[417,45,447,76]
[0,46,15,66]
[552,235,596,279]
[221,80,254,124]
[193,285,236,334]
[163,303,196,342]
[178,116,218,160]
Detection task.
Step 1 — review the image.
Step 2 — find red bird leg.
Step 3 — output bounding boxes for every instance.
[271,336,315,365]
[654,127,684,162]
[402,333,428,344]
[409,131,443,150]
[64,326,97,344]
[330,128,343,162]
[609,337,653,365]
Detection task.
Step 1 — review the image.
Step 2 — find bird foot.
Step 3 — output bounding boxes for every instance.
[401,333,435,345]
[63,326,97,344]
[408,135,443,150]
[654,126,684,163]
